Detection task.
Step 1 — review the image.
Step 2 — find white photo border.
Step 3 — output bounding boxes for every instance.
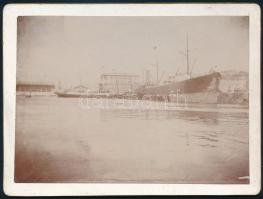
[3,3,261,196]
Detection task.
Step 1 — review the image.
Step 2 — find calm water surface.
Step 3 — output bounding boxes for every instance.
[15,96,249,183]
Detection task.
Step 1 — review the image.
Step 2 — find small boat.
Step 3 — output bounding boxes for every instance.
[55,86,110,98]
[25,91,32,98]
[55,91,88,98]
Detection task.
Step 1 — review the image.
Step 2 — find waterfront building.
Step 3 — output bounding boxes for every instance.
[99,73,139,94]
[217,71,249,104]
[16,81,55,96]
[219,71,248,94]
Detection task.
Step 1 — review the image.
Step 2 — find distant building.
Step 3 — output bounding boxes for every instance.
[219,71,248,94]
[100,73,139,94]
[16,81,55,96]
[217,71,249,104]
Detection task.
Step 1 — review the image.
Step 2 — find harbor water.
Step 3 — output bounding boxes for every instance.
[15,96,249,183]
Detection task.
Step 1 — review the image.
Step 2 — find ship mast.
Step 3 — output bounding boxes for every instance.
[186,34,190,75]
[115,76,119,94]
[153,46,159,85]
[156,60,159,84]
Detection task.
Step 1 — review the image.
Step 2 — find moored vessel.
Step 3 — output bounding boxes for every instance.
[136,72,222,104]
[136,35,222,104]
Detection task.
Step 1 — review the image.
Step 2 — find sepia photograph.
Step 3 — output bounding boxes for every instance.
[3,4,261,196]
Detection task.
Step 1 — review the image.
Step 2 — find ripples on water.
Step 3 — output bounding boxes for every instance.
[15,97,249,183]
[101,108,248,148]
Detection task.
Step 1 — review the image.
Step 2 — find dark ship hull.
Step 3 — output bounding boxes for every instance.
[136,72,222,104]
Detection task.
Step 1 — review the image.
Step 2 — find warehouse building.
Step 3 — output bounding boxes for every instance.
[99,73,139,94]
[16,81,55,96]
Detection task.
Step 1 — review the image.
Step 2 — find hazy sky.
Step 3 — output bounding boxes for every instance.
[17,16,249,88]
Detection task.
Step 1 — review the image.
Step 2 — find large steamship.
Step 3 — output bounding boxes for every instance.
[136,72,222,103]
[136,36,222,104]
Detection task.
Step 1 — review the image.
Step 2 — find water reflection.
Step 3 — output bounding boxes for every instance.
[101,109,221,122]
[100,107,248,150]
[15,97,249,183]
